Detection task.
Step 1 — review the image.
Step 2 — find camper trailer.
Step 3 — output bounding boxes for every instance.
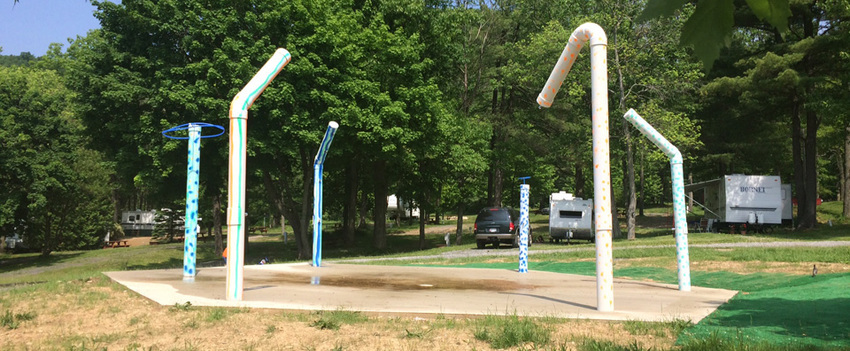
[685,175,791,229]
[121,210,157,236]
[387,194,420,219]
[548,191,594,243]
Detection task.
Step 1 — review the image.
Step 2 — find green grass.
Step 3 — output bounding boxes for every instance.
[577,339,655,351]
[309,309,368,331]
[2,204,850,349]
[472,314,551,349]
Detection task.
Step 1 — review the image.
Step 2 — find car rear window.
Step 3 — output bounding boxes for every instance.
[476,208,511,222]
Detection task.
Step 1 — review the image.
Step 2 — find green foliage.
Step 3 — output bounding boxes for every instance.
[169,301,192,312]
[0,52,37,67]
[0,310,35,330]
[309,310,368,331]
[578,339,653,351]
[0,65,114,255]
[472,314,551,349]
[640,0,792,71]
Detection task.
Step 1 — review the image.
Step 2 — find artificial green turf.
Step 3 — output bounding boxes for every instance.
[429,261,850,349]
[681,272,850,349]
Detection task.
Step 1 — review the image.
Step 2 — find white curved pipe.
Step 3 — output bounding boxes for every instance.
[623,109,691,291]
[538,23,614,312]
[226,48,291,301]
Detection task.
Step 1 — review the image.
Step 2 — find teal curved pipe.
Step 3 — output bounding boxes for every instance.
[623,109,691,291]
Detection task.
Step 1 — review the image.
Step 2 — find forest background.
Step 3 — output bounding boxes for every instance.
[1,0,848,258]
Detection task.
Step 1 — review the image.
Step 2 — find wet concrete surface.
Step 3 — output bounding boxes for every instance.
[105,263,737,322]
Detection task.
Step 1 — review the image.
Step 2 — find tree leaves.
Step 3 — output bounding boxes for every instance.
[680,0,735,72]
[745,0,791,33]
[638,0,688,22]
[640,0,792,72]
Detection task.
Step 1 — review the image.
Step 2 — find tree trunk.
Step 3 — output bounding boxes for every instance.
[801,108,819,228]
[844,125,850,217]
[213,193,223,256]
[613,30,636,240]
[798,15,819,229]
[455,202,465,245]
[343,157,358,245]
[298,148,313,258]
[372,160,388,249]
[280,214,286,244]
[419,208,427,250]
[792,96,807,227]
[610,181,622,238]
[624,122,636,240]
[639,149,645,217]
[358,190,368,229]
[262,162,311,259]
[687,172,693,212]
[575,162,585,198]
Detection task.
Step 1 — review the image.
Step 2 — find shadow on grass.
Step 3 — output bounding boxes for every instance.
[0,252,85,274]
[125,257,185,271]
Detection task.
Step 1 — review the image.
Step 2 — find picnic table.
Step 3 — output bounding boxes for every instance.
[103,240,129,249]
[249,226,269,234]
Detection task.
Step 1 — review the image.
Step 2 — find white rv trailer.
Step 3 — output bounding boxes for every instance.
[121,210,157,236]
[685,175,791,227]
[387,194,420,219]
[548,191,594,242]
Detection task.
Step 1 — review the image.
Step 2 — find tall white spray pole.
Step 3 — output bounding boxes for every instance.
[227,49,291,301]
[623,109,691,291]
[312,121,339,267]
[537,23,614,312]
[518,177,531,273]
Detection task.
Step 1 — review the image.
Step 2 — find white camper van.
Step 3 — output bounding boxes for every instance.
[548,191,594,243]
[121,210,157,236]
[685,175,791,230]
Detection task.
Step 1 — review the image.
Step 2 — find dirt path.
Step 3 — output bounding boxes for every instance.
[393,224,465,236]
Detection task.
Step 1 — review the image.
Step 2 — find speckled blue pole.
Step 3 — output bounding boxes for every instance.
[183,124,201,281]
[519,183,530,273]
[312,122,339,267]
[623,109,691,291]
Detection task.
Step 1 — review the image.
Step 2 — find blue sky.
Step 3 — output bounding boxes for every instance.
[0,0,113,56]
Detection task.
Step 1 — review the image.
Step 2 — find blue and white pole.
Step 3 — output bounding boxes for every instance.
[183,124,201,281]
[162,122,224,282]
[518,177,531,273]
[623,109,691,291]
[312,121,339,267]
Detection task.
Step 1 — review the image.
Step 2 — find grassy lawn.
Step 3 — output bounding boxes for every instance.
[1,205,849,350]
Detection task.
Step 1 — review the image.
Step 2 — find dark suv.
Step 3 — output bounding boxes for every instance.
[474,207,532,249]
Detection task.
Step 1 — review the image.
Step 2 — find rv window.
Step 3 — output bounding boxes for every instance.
[559,210,583,219]
[136,215,141,221]
[127,216,134,222]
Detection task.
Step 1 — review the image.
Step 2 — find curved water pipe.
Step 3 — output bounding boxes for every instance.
[537,22,614,312]
[623,109,691,291]
[312,121,339,267]
[227,48,292,301]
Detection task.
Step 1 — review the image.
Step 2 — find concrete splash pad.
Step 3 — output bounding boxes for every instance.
[105,263,736,322]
